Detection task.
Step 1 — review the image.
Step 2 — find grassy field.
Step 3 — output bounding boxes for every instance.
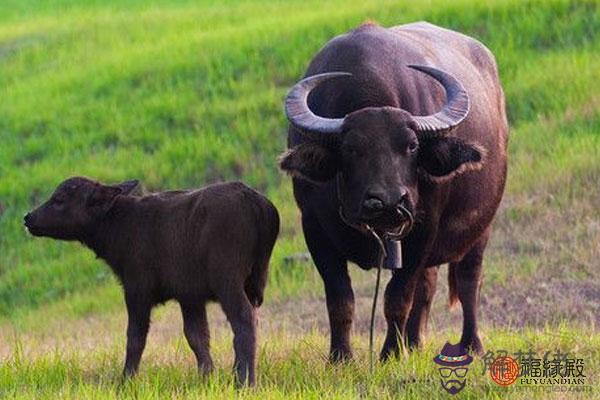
[0,0,599,398]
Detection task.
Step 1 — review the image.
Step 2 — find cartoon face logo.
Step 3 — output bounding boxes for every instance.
[433,342,473,395]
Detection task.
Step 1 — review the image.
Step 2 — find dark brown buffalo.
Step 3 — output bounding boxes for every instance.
[279,21,508,361]
[24,177,280,385]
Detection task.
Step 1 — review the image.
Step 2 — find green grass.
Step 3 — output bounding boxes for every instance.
[0,0,599,398]
[2,301,599,399]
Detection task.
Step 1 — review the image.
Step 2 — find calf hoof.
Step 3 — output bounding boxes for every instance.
[329,347,353,363]
[198,360,214,376]
[234,372,255,388]
[119,367,138,386]
[122,367,138,379]
[235,379,255,388]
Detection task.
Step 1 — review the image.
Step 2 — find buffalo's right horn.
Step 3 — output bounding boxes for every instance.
[407,65,470,133]
[285,72,352,135]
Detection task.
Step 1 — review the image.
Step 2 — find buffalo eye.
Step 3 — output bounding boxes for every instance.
[407,141,418,154]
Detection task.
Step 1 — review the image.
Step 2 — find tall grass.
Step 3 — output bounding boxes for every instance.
[1,1,599,398]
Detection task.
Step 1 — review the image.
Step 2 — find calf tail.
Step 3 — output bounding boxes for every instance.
[245,200,279,308]
[448,262,459,309]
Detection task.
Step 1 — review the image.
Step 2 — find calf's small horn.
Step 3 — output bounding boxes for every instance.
[285,72,352,135]
[407,65,470,133]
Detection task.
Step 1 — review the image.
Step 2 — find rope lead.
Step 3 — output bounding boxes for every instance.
[366,226,387,374]
[365,206,412,373]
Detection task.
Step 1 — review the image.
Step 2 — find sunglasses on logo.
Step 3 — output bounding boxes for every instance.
[438,367,468,378]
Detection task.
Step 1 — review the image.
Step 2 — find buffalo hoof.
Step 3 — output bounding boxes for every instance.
[406,336,423,352]
[380,336,409,361]
[461,336,484,356]
[380,345,399,362]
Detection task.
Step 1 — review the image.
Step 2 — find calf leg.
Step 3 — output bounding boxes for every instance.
[380,268,420,361]
[180,302,213,375]
[302,215,354,362]
[452,230,490,356]
[220,291,257,386]
[406,266,439,349]
[123,296,151,377]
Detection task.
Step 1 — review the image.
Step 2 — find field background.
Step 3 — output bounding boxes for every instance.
[0,0,599,398]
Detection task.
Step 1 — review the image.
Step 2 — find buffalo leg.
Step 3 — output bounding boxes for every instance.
[406,266,439,349]
[180,302,213,375]
[220,291,257,386]
[452,230,490,355]
[302,215,354,362]
[380,268,420,360]
[123,295,151,377]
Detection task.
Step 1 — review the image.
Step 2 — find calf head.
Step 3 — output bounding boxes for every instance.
[279,65,485,234]
[24,177,139,240]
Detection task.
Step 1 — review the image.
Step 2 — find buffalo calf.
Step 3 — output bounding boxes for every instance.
[25,177,280,386]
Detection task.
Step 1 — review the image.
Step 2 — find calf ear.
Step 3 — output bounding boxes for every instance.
[87,185,124,216]
[418,136,486,183]
[278,142,339,183]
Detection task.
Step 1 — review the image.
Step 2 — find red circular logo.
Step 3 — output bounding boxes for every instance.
[489,356,519,386]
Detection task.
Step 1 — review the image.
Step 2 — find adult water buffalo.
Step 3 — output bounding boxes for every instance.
[279,21,508,361]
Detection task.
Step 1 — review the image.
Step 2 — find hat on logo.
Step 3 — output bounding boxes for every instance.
[433,342,473,367]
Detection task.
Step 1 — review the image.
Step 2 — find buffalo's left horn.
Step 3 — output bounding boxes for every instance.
[285,72,352,135]
[407,65,470,133]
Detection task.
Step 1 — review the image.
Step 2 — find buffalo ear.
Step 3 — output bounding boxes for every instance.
[278,142,339,183]
[418,136,486,183]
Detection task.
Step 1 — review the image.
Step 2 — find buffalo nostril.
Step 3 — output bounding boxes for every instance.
[23,213,31,224]
[363,197,385,211]
[397,189,408,205]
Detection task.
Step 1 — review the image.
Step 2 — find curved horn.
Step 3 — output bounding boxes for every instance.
[285,72,352,135]
[407,65,470,133]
